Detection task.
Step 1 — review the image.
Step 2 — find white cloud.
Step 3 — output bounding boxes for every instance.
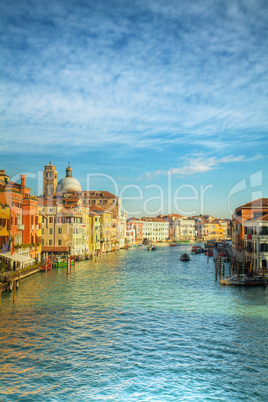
[0,0,267,156]
[168,153,263,176]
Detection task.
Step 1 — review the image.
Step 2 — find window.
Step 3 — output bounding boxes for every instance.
[42,239,44,246]
[49,217,53,224]
[42,228,44,235]
[58,239,62,246]
[49,239,52,246]
[261,244,268,252]
[49,228,53,235]
[58,228,62,235]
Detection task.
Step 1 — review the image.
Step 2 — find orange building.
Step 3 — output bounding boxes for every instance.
[0,170,41,261]
[232,198,268,261]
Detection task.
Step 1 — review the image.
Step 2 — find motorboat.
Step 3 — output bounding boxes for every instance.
[191,246,202,254]
[147,244,156,251]
[54,256,74,268]
[180,253,190,261]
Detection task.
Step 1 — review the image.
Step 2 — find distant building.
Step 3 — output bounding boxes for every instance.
[141,217,169,242]
[127,217,144,243]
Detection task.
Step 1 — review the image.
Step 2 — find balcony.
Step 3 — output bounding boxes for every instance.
[18,224,25,231]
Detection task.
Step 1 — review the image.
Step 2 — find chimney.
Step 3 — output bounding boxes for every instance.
[20,174,26,187]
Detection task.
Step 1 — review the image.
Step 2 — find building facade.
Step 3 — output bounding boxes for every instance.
[0,170,41,262]
[141,217,169,242]
[232,198,268,262]
[244,213,268,272]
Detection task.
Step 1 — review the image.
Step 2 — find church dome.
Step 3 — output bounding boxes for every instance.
[56,165,82,193]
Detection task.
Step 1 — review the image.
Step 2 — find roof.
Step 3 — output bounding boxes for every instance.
[236,198,268,211]
[166,214,184,218]
[88,210,101,217]
[90,205,105,212]
[56,207,83,217]
[90,205,112,214]
[244,213,268,224]
[88,191,118,199]
[141,217,168,223]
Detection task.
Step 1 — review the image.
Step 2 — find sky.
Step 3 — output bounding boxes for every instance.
[0,0,267,218]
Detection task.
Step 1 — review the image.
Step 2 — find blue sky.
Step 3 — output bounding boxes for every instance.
[1,0,267,218]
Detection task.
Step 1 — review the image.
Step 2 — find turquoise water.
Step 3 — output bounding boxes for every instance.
[1,245,268,401]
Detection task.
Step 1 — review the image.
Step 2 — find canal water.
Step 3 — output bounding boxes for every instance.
[1,244,268,401]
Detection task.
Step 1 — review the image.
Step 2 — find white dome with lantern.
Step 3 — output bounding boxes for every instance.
[56,164,82,193]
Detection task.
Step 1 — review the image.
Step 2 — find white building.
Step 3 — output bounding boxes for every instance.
[118,210,127,249]
[178,219,196,241]
[141,218,169,242]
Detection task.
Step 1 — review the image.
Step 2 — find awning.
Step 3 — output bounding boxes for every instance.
[0,252,35,264]
[0,227,9,236]
[42,247,69,252]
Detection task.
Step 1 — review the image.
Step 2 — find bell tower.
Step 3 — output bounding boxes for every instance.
[43,162,58,197]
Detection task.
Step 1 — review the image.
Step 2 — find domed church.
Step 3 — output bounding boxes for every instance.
[56,164,82,193]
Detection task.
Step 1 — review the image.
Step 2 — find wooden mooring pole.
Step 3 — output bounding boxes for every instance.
[13,280,16,303]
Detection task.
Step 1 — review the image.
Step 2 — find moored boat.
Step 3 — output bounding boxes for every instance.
[53,257,74,268]
[220,275,266,286]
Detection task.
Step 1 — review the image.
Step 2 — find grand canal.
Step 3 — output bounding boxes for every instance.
[1,244,268,401]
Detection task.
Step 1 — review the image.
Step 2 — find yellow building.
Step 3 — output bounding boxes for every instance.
[0,204,10,249]
[111,217,119,250]
[205,221,224,240]
[90,206,112,252]
[88,211,101,257]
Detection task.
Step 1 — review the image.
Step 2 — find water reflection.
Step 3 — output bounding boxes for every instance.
[1,246,268,400]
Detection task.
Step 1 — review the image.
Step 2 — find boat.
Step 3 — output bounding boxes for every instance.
[170,243,177,247]
[191,246,202,254]
[147,244,156,251]
[180,253,190,261]
[53,257,74,268]
[220,274,266,286]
